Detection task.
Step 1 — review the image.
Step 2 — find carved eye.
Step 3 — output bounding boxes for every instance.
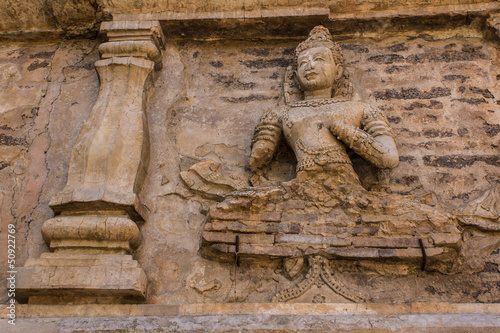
[314,56,325,62]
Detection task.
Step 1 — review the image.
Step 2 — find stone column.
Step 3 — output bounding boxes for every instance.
[17,21,165,303]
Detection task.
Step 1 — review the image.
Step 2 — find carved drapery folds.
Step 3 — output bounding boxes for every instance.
[17,21,165,303]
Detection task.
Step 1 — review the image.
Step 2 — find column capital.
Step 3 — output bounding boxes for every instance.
[99,20,165,69]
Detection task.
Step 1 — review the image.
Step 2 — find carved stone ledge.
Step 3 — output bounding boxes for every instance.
[17,253,147,303]
[202,191,461,267]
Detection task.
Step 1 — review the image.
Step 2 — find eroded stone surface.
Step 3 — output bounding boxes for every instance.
[0,40,101,305]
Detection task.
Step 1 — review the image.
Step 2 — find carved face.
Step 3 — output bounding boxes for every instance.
[295,46,342,93]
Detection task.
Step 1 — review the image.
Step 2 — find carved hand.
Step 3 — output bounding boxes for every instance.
[330,121,398,169]
[250,141,275,172]
[330,121,345,138]
[330,121,356,145]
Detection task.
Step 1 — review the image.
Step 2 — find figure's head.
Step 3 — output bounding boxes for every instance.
[294,26,344,94]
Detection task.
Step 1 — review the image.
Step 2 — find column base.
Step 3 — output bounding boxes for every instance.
[17,252,147,303]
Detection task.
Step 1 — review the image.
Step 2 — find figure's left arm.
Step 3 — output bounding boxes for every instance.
[331,107,399,169]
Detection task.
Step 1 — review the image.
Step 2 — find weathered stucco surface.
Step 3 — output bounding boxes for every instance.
[0,0,500,331]
[0,39,100,302]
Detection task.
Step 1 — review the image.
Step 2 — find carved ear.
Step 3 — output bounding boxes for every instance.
[335,65,344,82]
[284,66,303,104]
[333,70,354,99]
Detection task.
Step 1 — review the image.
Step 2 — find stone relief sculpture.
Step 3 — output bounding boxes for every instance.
[250,26,398,187]
[182,26,399,197]
[181,26,500,303]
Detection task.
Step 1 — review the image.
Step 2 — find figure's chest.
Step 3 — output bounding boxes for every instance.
[283,103,363,131]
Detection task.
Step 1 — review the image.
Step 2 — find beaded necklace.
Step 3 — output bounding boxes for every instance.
[283,97,350,128]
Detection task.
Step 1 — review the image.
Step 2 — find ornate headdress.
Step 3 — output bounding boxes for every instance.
[294,26,344,69]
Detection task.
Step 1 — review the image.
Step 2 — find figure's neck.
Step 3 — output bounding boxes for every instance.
[303,88,332,100]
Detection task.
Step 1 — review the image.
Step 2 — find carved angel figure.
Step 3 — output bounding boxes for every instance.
[188,25,499,279]
[250,26,399,186]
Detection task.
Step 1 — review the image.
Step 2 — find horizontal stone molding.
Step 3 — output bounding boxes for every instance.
[16,253,148,303]
[205,243,447,260]
[275,234,351,247]
[99,41,162,67]
[2,1,500,40]
[112,2,500,40]
[100,20,165,49]
[42,215,141,252]
[111,1,499,22]
[205,221,301,234]
[3,302,500,318]
[203,202,461,262]
[328,1,500,20]
[48,239,134,253]
[95,55,156,71]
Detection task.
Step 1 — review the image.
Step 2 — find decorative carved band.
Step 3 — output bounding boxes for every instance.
[42,215,141,253]
[99,41,162,65]
[273,256,367,303]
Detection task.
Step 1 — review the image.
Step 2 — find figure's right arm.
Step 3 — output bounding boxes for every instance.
[250,108,282,173]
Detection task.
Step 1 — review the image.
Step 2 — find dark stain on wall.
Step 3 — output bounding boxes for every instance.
[368,54,405,64]
[27,60,49,71]
[220,95,278,103]
[423,155,500,168]
[0,134,28,146]
[374,87,451,100]
[239,58,292,68]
